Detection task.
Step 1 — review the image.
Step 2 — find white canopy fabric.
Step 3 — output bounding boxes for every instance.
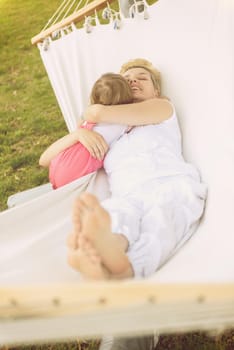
[0,0,234,344]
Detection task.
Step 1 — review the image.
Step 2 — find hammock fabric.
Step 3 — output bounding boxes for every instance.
[0,0,234,345]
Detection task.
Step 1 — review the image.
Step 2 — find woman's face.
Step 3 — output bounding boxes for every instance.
[122,67,158,102]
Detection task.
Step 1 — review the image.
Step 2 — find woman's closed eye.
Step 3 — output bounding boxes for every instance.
[136,75,149,81]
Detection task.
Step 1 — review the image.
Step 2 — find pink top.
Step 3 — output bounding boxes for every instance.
[49,122,103,189]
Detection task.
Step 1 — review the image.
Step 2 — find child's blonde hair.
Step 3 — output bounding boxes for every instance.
[90,73,133,105]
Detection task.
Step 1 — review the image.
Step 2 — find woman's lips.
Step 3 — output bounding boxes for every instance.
[131,86,140,91]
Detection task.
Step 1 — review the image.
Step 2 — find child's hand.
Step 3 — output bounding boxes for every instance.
[77,128,108,160]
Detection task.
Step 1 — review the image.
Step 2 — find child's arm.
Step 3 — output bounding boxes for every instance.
[39,127,109,168]
[39,130,81,168]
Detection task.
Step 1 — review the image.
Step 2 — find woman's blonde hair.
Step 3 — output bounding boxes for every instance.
[120,58,161,96]
[90,73,133,105]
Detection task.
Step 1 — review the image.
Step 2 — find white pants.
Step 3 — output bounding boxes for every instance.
[102,176,207,278]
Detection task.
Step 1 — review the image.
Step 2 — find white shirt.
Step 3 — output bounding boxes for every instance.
[93,123,127,146]
[104,109,200,195]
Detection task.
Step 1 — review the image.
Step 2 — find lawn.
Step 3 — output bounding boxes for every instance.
[0,0,66,212]
[0,0,233,349]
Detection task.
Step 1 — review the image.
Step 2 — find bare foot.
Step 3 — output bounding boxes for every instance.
[67,237,109,280]
[73,192,131,275]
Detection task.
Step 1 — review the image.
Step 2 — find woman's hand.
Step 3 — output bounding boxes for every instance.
[77,127,108,160]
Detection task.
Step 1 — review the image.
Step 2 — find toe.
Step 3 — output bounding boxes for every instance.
[67,249,82,269]
[73,197,86,216]
[80,192,100,208]
[67,232,78,249]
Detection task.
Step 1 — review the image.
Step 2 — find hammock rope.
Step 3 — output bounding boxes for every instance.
[62,0,81,22]
[32,0,116,44]
[41,0,72,31]
[74,0,87,13]
[41,0,116,34]
[32,0,149,45]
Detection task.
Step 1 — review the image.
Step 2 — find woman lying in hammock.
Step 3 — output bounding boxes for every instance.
[67,58,207,280]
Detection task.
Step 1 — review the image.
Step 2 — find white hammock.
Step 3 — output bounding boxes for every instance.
[0,0,234,345]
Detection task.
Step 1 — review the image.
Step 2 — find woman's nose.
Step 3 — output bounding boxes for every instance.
[128,78,137,84]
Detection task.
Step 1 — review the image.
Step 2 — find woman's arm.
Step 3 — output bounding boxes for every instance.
[84,98,173,126]
[39,128,109,167]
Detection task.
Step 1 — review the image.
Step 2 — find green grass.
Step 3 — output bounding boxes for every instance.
[0,0,234,349]
[0,0,67,211]
[0,340,100,350]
